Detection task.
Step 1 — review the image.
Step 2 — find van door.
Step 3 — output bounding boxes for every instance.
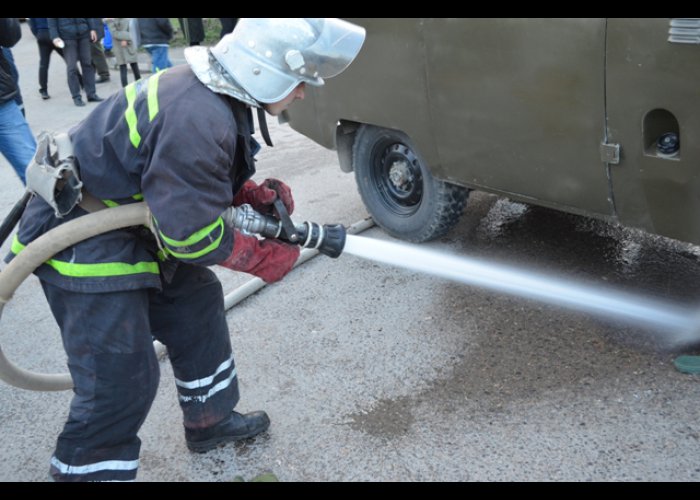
[606,18,700,244]
[423,18,612,217]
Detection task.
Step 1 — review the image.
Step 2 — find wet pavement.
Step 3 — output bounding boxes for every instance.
[1,21,699,482]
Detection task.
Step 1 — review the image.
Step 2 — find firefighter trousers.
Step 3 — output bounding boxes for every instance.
[42,264,240,481]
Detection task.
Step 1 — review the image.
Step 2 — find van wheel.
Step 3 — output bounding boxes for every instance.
[352,125,469,242]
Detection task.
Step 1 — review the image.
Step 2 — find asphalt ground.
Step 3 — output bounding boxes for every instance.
[1,21,699,482]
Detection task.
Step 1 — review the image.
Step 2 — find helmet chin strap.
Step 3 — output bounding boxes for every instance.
[187,48,274,147]
[256,107,274,147]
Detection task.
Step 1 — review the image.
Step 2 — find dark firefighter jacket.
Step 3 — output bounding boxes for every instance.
[8,64,256,293]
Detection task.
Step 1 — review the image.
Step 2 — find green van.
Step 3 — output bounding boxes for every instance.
[283,18,700,244]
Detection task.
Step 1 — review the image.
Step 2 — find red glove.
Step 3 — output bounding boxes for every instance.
[232,178,295,215]
[220,229,300,283]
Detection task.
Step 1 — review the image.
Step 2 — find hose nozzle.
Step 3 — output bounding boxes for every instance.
[295,222,346,258]
[230,203,346,258]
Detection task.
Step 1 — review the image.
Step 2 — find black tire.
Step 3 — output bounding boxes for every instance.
[352,125,469,242]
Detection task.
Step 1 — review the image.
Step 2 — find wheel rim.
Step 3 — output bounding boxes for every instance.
[370,141,424,216]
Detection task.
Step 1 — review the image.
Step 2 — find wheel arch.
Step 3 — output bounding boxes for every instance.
[335,120,360,173]
[335,119,443,175]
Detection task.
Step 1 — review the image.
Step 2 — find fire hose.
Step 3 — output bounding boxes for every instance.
[0,201,374,391]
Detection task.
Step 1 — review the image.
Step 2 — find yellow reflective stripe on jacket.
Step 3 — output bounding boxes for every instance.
[102,193,144,208]
[157,217,225,260]
[124,72,164,149]
[124,83,141,148]
[148,72,160,122]
[11,236,159,277]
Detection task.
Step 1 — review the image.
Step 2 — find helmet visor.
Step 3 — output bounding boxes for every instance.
[298,18,366,83]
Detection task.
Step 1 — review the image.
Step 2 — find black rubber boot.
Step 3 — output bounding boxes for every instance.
[185,411,270,453]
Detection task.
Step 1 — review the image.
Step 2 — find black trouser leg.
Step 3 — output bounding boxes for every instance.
[119,64,128,87]
[62,39,82,99]
[77,37,97,98]
[41,283,159,482]
[130,62,141,81]
[149,264,240,430]
[90,41,110,79]
[36,37,54,92]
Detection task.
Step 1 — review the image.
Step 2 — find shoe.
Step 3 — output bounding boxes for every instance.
[87,95,104,102]
[73,97,85,107]
[673,355,700,374]
[185,410,270,453]
[96,76,110,84]
[39,89,50,100]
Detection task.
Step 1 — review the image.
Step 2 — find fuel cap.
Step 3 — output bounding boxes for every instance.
[657,132,680,157]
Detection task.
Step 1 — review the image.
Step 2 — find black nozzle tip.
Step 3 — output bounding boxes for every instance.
[319,224,346,258]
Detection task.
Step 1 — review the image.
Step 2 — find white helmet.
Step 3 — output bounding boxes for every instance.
[186,18,366,105]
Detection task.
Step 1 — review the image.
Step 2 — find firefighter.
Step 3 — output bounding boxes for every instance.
[7,18,365,481]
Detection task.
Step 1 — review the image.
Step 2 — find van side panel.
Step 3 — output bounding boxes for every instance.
[423,18,611,216]
[606,18,700,244]
[284,19,441,167]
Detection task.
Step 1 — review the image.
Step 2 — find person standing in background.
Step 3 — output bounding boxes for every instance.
[90,18,110,83]
[0,18,36,184]
[1,46,23,115]
[219,18,238,38]
[48,18,104,107]
[178,18,204,46]
[105,18,141,87]
[139,18,173,73]
[29,17,69,100]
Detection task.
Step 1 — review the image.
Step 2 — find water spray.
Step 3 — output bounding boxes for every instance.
[232,202,700,345]
[341,235,700,344]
